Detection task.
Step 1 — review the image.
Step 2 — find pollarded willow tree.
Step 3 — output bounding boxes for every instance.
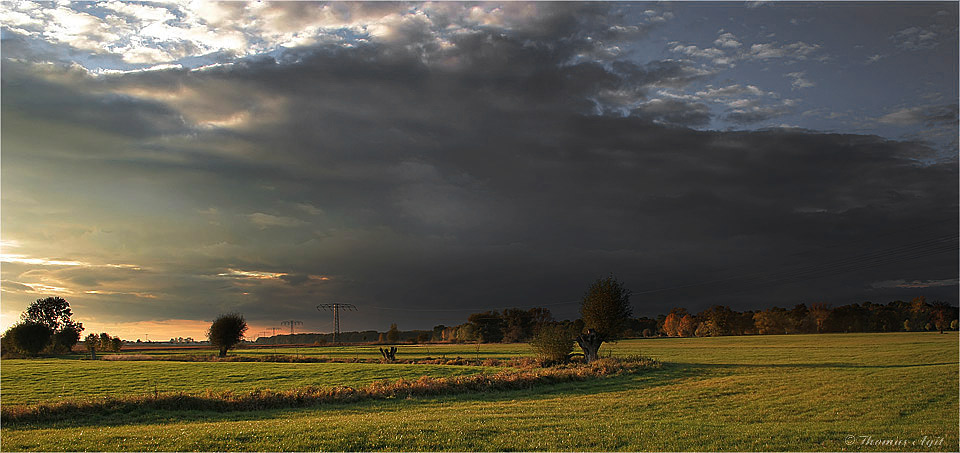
[575,275,633,363]
[208,313,248,357]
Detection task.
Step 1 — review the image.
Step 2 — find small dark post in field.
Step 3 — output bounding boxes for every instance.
[379,346,397,361]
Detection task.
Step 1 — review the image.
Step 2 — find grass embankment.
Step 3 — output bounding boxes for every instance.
[1,332,957,451]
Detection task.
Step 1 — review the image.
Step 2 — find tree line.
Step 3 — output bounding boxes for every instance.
[432,296,958,344]
[0,297,133,358]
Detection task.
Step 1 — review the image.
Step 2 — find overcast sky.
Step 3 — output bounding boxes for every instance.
[1,2,957,340]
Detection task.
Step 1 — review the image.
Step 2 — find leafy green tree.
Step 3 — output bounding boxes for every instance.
[22,297,82,333]
[49,324,83,353]
[386,323,400,343]
[530,323,574,364]
[467,311,504,343]
[501,308,533,343]
[575,275,632,363]
[5,322,54,356]
[207,313,248,357]
[84,333,99,359]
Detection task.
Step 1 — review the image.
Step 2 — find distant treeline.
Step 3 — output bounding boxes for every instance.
[257,297,959,345]
[254,330,436,345]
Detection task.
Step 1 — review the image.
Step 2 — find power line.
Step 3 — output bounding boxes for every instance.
[317,303,357,343]
[280,320,302,334]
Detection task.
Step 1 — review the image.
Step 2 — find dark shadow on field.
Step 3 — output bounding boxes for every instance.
[2,364,699,430]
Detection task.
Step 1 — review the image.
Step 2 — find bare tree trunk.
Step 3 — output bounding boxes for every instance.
[379,346,397,361]
[575,329,603,363]
[219,347,227,357]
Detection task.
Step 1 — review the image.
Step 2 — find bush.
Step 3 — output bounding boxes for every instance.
[951,319,959,330]
[530,323,574,364]
[5,323,53,356]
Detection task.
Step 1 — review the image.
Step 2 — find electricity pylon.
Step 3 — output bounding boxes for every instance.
[316,303,357,344]
[281,320,302,334]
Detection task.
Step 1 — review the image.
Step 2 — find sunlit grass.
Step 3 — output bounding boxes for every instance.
[1,332,956,451]
[0,360,500,406]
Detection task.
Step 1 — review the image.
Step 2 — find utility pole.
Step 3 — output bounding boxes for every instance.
[281,320,302,335]
[316,303,357,344]
[270,327,279,336]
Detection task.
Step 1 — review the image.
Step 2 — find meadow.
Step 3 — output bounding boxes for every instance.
[1,332,957,451]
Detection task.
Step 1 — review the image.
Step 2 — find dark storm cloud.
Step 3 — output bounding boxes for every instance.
[2,3,956,331]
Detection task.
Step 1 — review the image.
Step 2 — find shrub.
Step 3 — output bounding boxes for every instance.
[951,319,959,330]
[530,323,574,364]
[5,323,53,356]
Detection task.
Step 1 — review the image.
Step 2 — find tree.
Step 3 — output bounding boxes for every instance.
[501,308,533,343]
[84,333,99,359]
[662,312,681,337]
[50,324,83,353]
[530,323,574,364]
[929,301,953,334]
[207,313,248,357]
[4,323,53,356]
[678,314,697,337]
[386,323,400,343]
[431,324,446,342]
[110,337,123,352]
[22,297,82,333]
[468,311,504,343]
[575,275,632,363]
[695,319,721,337]
[809,303,831,333]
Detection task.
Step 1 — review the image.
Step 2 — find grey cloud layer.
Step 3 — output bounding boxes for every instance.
[2,3,956,330]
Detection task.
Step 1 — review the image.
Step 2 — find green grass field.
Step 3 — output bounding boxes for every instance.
[0,360,502,406]
[2,332,957,451]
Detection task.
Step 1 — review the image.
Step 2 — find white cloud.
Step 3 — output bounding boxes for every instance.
[891,26,940,50]
[247,213,307,228]
[714,32,741,48]
[746,41,820,60]
[785,71,815,89]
